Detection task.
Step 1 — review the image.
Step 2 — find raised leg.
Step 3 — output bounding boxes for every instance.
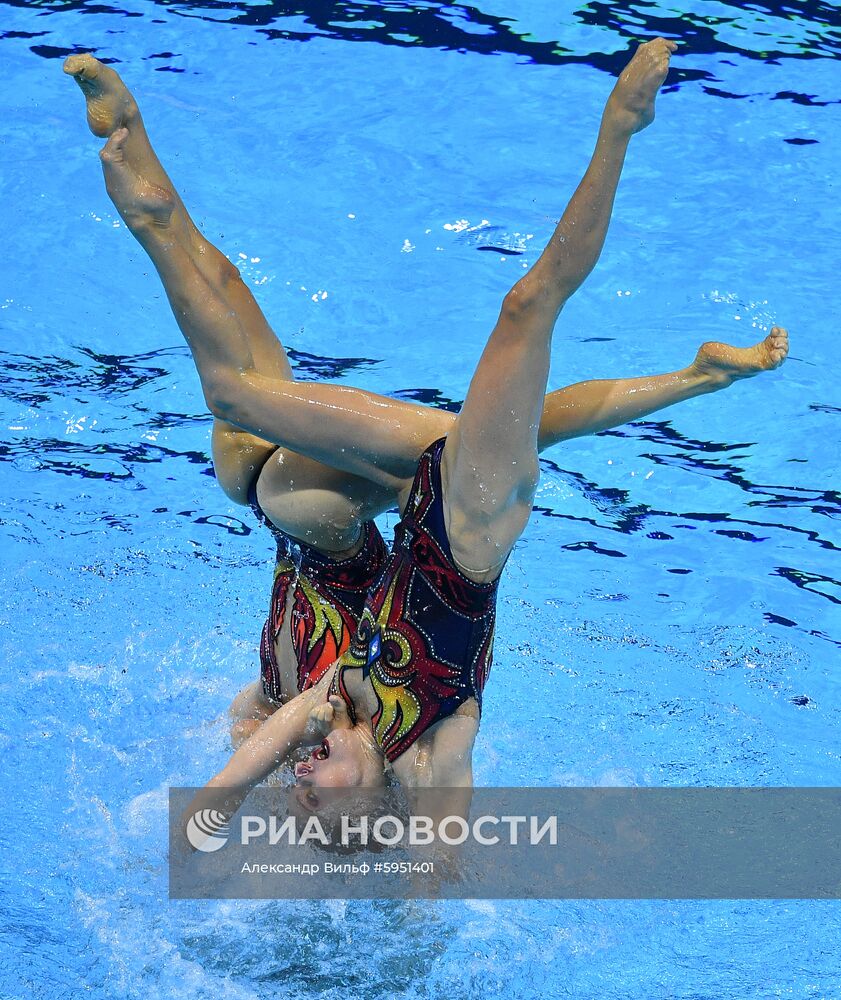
[64,55,296,508]
[441,39,678,580]
[65,57,402,521]
[63,54,291,383]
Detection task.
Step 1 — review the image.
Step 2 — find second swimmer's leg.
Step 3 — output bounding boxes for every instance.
[442,39,678,578]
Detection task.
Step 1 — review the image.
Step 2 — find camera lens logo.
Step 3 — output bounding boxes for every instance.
[186,809,230,852]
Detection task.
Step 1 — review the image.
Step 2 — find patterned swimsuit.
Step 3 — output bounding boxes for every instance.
[330,438,500,763]
[248,463,388,702]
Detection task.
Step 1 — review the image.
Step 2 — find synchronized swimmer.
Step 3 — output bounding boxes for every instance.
[66,38,788,818]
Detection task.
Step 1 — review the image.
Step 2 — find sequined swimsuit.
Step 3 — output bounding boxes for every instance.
[330,438,500,763]
[248,456,388,702]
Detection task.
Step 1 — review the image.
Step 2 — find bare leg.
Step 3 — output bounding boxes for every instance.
[65,56,455,503]
[64,55,298,512]
[442,39,680,579]
[63,54,292,383]
[537,329,788,449]
[64,56,406,521]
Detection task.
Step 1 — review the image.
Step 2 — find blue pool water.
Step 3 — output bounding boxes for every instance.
[2,1,840,997]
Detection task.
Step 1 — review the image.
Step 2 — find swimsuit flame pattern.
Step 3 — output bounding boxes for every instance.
[331,438,500,762]
[248,464,388,701]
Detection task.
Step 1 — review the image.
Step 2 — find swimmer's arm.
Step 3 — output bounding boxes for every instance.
[184,688,320,831]
[428,718,476,807]
[398,726,474,878]
[213,687,319,789]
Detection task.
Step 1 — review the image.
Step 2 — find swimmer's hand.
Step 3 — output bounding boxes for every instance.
[307,695,353,738]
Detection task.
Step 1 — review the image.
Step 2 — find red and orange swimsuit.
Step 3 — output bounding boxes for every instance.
[248,467,388,702]
[330,437,500,763]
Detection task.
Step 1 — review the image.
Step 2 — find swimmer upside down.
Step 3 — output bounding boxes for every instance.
[67,39,788,815]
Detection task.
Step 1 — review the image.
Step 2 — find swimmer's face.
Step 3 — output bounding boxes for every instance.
[293,731,385,812]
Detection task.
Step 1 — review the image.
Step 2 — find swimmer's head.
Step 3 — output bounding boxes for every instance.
[294,697,386,812]
[289,768,402,855]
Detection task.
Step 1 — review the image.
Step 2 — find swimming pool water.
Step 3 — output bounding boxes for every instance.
[2,1,840,997]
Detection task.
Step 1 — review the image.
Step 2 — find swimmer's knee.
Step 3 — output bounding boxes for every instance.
[202,368,253,427]
[215,254,244,290]
[228,680,276,723]
[501,276,568,325]
[501,281,547,320]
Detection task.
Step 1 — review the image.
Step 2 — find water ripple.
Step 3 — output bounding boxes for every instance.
[3,0,839,105]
